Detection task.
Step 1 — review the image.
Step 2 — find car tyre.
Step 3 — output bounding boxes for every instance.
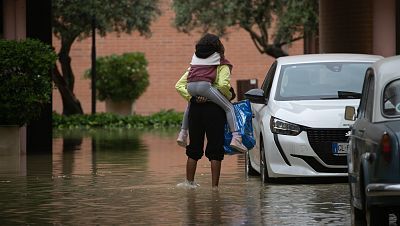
[348,175,364,222]
[358,168,389,226]
[366,206,387,226]
[245,150,259,176]
[260,139,271,183]
[352,205,364,221]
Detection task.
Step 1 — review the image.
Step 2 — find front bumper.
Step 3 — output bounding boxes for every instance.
[366,183,400,197]
[262,131,348,178]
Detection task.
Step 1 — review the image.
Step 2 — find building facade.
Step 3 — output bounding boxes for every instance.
[50,0,303,115]
[319,0,399,57]
[2,0,399,131]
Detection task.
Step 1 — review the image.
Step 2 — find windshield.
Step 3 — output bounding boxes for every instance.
[275,62,372,101]
[383,79,400,117]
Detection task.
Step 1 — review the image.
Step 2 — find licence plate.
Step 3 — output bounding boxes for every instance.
[332,142,349,156]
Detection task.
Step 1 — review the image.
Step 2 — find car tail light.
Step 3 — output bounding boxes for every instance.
[381,132,392,163]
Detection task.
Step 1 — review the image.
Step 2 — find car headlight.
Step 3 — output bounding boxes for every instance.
[270,117,302,136]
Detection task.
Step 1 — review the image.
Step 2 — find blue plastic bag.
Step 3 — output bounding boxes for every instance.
[224,99,256,154]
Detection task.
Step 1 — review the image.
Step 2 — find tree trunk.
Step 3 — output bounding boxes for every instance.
[52,36,84,115]
[53,66,83,115]
[59,37,75,91]
[265,45,289,58]
[246,27,289,59]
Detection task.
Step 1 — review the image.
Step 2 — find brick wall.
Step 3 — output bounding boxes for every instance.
[319,0,373,54]
[52,0,304,115]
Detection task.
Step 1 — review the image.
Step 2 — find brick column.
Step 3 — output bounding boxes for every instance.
[3,0,26,40]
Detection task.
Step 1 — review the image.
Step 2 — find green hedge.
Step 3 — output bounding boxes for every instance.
[0,39,57,125]
[53,110,183,129]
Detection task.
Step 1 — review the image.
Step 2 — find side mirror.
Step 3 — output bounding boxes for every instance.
[344,106,356,121]
[245,88,267,104]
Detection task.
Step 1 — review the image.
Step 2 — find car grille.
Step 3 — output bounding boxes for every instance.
[306,128,349,166]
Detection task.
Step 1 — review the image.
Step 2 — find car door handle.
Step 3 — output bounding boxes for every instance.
[359,129,365,134]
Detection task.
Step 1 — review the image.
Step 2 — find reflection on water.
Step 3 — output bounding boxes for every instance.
[0,129,355,225]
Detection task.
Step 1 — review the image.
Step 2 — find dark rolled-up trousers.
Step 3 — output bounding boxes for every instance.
[186,99,226,161]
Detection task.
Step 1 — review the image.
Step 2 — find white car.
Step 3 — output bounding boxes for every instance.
[244,54,383,182]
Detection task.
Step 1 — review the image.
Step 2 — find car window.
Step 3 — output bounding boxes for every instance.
[357,69,373,119]
[364,73,375,121]
[382,79,400,117]
[275,62,373,101]
[261,61,277,99]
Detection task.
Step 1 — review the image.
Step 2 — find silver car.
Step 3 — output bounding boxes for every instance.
[345,55,400,225]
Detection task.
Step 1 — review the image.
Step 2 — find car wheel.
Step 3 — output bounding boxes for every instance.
[366,206,388,226]
[260,140,270,183]
[245,150,259,176]
[352,205,364,221]
[349,175,364,222]
[360,169,388,225]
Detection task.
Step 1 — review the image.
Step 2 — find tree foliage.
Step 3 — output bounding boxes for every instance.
[172,0,318,58]
[52,0,160,115]
[85,52,149,102]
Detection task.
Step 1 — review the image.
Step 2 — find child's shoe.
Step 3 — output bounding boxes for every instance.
[177,130,188,147]
[230,133,247,153]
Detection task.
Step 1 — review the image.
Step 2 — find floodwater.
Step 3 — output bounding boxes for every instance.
[0,128,389,225]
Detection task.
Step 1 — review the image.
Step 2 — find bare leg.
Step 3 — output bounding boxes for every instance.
[186,157,197,182]
[211,160,221,187]
[177,104,190,147]
[181,103,190,130]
